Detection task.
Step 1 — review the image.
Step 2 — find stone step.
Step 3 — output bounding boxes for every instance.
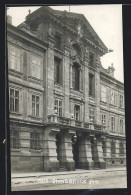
[59,166,67,172]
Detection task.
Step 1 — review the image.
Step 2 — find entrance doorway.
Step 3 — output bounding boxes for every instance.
[72,136,79,168]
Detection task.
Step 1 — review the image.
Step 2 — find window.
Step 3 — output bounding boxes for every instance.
[54,99,62,117]
[101,114,106,125]
[10,130,19,149]
[30,132,41,150]
[55,34,61,49]
[9,88,19,113]
[102,141,106,154]
[74,105,80,121]
[8,45,21,71]
[119,94,124,108]
[101,85,107,102]
[89,107,95,122]
[89,73,95,97]
[30,55,41,79]
[32,95,40,117]
[120,119,124,134]
[119,142,124,155]
[111,141,116,154]
[54,57,62,84]
[111,117,115,132]
[72,63,79,90]
[110,89,116,105]
[89,52,95,66]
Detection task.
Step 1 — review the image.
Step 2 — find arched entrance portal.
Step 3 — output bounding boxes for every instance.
[72,136,79,168]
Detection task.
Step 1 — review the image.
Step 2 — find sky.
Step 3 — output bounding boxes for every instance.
[7,5,124,82]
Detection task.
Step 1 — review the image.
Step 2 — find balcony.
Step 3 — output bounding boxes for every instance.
[47,115,106,133]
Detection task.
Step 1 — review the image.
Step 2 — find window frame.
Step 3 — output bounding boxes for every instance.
[54,99,63,117]
[110,89,116,105]
[74,105,80,121]
[101,113,106,125]
[72,63,80,91]
[8,44,21,72]
[9,88,19,113]
[10,130,19,149]
[31,94,40,117]
[30,54,41,79]
[89,73,95,97]
[101,85,107,102]
[111,116,115,132]
[111,141,116,155]
[119,94,124,108]
[89,107,95,122]
[54,57,62,85]
[30,132,41,150]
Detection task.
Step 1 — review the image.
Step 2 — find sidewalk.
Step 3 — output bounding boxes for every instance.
[12,167,126,179]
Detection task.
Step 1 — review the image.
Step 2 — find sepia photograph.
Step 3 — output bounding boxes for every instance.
[6,5,127,191]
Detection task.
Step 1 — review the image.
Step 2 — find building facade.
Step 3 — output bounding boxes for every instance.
[7,6,126,172]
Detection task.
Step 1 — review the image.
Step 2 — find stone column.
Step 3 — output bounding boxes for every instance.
[93,136,106,169]
[105,138,111,166]
[78,134,94,169]
[59,130,75,171]
[43,126,60,172]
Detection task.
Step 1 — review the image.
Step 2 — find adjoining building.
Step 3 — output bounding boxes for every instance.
[7,6,126,172]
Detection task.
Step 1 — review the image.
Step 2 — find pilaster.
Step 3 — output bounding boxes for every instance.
[93,136,106,169]
[78,134,94,169]
[43,126,60,171]
[58,130,75,171]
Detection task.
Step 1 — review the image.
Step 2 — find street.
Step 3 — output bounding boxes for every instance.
[11,168,127,191]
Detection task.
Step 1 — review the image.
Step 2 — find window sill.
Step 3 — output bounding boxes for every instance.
[28,115,41,120]
[11,148,21,152]
[70,88,83,93]
[28,76,42,82]
[100,100,107,104]
[10,112,22,116]
[109,104,117,108]
[29,149,42,152]
[55,83,63,87]
[8,68,23,75]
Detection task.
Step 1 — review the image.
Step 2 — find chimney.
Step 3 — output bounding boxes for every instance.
[108,63,115,77]
[7,15,12,25]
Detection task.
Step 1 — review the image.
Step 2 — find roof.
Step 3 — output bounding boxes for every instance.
[25,6,108,53]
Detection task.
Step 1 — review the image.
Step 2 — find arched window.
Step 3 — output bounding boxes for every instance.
[72,63,79,90]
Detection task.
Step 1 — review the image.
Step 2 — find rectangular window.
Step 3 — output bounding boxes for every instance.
[119,94,124,108]
[74,105,80,121]
[89,52,95,66]
[54,57,62,84]
[110,89,116,105]
[111,116,115,132]
[101,114,106,125]
[101,85,107,102]
[9,88,19,113]
[30,132,41,150]
[111,141,116,154]
[119,142,124,154]
[72,64,79,90]
[8,45,21,72]
[89,74,95,97]
[55,34,61,49]
[120,119,124,134]
[54,99,62,117]
[31,55,41,79]
[89,107,95,122]
[10,130,19,149]
[32,95,40,117]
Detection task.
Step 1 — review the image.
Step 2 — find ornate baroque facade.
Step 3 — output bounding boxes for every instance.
[7,6,126,172]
